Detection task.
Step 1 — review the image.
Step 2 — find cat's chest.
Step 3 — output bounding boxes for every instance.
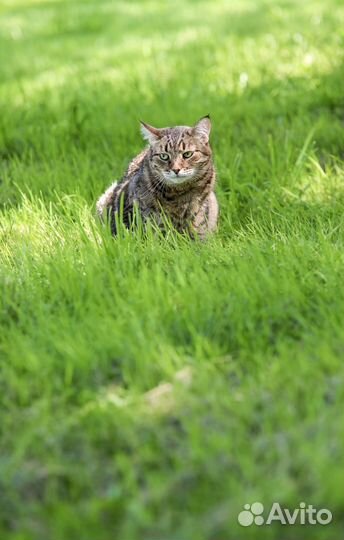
[157,195,201,227]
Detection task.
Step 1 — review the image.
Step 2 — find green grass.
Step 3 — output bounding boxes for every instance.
[1,0,344,538]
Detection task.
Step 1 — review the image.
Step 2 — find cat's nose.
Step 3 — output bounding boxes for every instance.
[172,168,181,175]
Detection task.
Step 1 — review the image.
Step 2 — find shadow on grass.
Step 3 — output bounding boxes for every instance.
[0,0,343,222]
[1,62,343,210]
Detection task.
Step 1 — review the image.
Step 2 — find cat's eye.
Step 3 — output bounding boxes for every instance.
[183,151,194,158]
[159,153,170,161]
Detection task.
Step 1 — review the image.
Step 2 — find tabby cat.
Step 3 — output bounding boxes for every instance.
[96,115,218,239]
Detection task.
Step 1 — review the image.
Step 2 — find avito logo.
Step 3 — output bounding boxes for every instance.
[238,502,332,527]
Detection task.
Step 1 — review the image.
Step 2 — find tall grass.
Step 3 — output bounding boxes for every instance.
[1,0,344,538]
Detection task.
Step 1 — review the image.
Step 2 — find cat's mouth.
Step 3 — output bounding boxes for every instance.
[162,170,195,185]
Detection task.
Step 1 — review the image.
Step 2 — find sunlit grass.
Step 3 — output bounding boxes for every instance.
[1,0,344,539]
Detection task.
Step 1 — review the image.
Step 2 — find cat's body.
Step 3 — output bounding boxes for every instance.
[97,116,218,239]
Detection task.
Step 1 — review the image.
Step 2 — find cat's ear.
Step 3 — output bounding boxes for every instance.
[140,121,164,144]
[193,115,211,141]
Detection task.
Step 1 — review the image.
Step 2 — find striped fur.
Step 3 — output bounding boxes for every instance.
[96,116,218,239]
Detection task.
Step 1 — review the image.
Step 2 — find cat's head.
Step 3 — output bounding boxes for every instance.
[140,116,212,186]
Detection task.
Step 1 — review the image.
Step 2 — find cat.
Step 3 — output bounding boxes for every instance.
[96,115,218,239]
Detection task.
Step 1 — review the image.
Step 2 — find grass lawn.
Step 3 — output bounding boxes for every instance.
[1,0,344,538]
